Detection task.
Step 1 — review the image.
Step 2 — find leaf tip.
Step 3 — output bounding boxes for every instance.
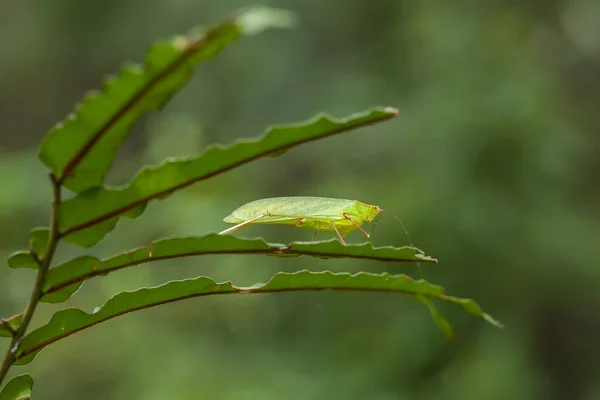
[173,35,195,51]
[415,294,454,340]
[483,313,504,329]
[382,106,399,115]
[415,253,438,263]
[236,6,300,35]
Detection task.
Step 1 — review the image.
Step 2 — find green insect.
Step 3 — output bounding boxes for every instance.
[219,196,383,243]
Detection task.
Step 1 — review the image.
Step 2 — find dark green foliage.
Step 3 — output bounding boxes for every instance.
[0,5,501,396]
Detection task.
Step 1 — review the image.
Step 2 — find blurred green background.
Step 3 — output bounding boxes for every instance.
[2,1,600,399]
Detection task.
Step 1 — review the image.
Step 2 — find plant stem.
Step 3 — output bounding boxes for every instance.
[0,174,61,387]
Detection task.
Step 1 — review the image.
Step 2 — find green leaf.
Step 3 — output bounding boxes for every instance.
[439,294,504,329]
[41,257,100,303]
[17,270,499,365]
[414,295,454,340]
[41,234,434,303]
[58,107,398,247]
[38,6,297,193]
[0,314,23,338]
[280,239,436,262]
[28,228,50,259]
[7,252,38,270]
[0,374,33,400]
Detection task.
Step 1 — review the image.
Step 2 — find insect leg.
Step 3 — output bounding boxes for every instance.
[329,221,346,244]
[368,212,383,236]
[219,213,270,235]
[342,212,370,238]
[311,231,317,241]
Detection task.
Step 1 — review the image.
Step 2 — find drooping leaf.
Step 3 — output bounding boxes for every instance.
[28,228,50,259]
[415,295,454,340]
[439,294,503,328]
[0,374,33,400]
[38,6,297,193]
[0,314,23,338]
[57,107,398,247]
[7,252,38,270]
[17,270,500,365]
[41,234,435,303]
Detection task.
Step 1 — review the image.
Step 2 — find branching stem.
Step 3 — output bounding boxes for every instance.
[0,173,62,386]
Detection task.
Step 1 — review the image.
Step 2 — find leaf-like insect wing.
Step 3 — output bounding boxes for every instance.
[225,197,356,223]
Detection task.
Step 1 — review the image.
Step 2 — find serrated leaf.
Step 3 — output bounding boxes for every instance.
[39,6,297,193]
[7,252,38,270]
[0,374,33,400]
[0,314,23,338]
[281,239,437,263]
[57,107,398,247]
[28,228,49,258]
[17,270,499,365]
[42,234,434,303]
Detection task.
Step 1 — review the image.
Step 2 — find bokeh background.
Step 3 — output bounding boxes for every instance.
[1,1,600,399]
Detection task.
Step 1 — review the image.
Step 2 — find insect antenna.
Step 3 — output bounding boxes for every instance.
[394,215,422,279]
